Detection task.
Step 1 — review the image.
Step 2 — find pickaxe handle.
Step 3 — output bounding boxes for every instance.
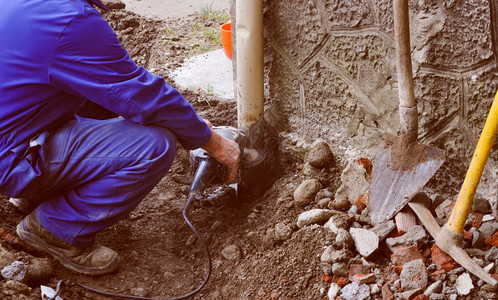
[447,89,498,234]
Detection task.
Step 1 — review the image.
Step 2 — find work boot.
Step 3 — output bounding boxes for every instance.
[16,212,119,276]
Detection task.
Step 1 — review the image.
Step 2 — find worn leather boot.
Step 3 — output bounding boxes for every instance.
[16,212,119,276]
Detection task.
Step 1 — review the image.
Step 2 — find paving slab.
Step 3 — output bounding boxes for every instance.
[171,49,234,99]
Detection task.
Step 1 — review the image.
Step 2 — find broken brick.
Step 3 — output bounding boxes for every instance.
[398,288,423,300]
[337,277,348,287]
[431,244,458,272]
[358,158,372,181]
[355,193,368,213]
[485,231,498,247]
[391,245,424,266]
[349,264,370,279]
[472,213,483,228]
[352,273,376,284]
[395,210,417,234]
[463,230,473,241]
[429,269,447,281]
[323,273,332,283]
[413,295,429,300]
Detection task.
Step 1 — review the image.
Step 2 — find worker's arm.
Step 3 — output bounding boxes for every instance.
[48,3,211,149]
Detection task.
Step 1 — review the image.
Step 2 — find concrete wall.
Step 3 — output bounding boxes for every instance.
[238,0,497,202]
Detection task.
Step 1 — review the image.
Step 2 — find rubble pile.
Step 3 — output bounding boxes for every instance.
[294,141,498,300]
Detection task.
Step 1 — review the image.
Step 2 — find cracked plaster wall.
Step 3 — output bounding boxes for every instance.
[242,0,498,203]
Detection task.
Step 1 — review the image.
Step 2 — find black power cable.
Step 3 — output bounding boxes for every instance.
[52,192,211,300]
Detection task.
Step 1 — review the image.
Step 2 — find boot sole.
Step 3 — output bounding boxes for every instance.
[16,222,119,276]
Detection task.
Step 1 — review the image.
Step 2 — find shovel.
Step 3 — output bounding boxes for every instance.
[368,0,445,224]
[409,90,498,286]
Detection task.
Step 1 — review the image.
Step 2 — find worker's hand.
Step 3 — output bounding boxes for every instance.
[201,130,240,184]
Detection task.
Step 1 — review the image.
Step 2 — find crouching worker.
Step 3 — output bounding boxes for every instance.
[0,0,239,275]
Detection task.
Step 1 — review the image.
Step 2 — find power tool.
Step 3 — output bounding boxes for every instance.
[188,126,264,206]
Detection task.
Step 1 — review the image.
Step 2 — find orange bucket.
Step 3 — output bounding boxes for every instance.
[220,21,232,60]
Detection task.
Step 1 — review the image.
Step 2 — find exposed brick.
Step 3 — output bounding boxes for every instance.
[431,244,458,271]
[352,273,376,284]
[395,210,417,234]
[358,158,372,181]
[355,193,368,213]
[337,277,348,287]
[485,231,498,247]
[463,230,473,241]
[472,213,483,228]
[391,245,424,266]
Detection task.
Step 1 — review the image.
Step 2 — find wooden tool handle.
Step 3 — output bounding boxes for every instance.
[393,0,416,108]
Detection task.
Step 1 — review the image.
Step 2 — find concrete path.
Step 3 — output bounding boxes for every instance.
[121,0,234,99]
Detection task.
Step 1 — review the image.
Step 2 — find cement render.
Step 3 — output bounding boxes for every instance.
[257,0,497,203]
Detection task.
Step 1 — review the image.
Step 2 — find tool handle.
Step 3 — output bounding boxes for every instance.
[393,0,418,145]
[447,90,498,234]
[189,158,219,194]
[393,0,416,108]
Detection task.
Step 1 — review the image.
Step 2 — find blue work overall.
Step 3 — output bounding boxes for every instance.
[0,0,211,246]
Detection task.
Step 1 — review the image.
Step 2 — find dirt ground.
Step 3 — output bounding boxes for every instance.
[1,3,497,300]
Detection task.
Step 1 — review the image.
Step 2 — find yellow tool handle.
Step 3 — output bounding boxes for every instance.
[447,89,498,234]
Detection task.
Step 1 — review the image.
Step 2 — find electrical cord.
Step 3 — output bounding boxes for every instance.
[50,192,212,300]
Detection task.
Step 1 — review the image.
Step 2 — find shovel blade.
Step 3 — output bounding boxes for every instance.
[368,133,445,224]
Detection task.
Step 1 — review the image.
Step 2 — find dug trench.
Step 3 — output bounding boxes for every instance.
[1,4,498,300]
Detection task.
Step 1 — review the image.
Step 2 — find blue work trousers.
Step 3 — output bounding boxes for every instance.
[8,117,176,247]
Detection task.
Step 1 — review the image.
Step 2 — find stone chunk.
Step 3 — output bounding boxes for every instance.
[400,259,428,291]
[386,225,428,252]
[321,246,347,264]
[221,245,241,261]
[293,179,323,206]
[455,273,473,295]
[274,222,293,241]
[297,209,334,228]
[1,261,26,282]
[307,141,334,168]
[327,282,341,300]
[335,159,370,206]
[371,220,396,242]
[340,281,370,300]
[335,228,353,248]
[324,212,354,234]
[391,245,424,266]
[350,228,379,257]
